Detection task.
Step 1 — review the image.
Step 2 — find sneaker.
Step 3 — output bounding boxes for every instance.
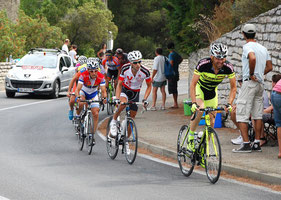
[232,143,252,153]
[160,106,165,110]
[252,142,262,152]
[68,110,74,120]
[149,106,156,111]
[89,134,95,146]
[231,135,243,145]
[125,142,130,155]
[110,121,117,138]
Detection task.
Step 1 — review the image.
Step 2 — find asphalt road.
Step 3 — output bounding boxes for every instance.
[0,91,280,200]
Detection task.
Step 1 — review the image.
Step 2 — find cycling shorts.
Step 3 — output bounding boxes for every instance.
[196,84,218,108]
[121,86,139,111]
[107,69,118,80]
[80,90,99,108]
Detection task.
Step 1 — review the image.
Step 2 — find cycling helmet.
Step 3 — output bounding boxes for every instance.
[87,57,95,64]
[128,50,142,62]
[78,55,87,65]
[87,59,99,70]
[210,43,228,59]
[115,48,123,54]
[105,49,113,55]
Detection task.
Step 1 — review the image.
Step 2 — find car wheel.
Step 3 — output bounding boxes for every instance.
[49,80,60,99]
[6,90,16,98]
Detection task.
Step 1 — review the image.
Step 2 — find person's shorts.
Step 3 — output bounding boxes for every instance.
[236,80,264,122]
[195,84,218,108]
[107,69,118,80]
[271,91,281,127]
[168,76,179,94]
[80,90,99,108]
[153,80,167,87]
[120,86,140,111]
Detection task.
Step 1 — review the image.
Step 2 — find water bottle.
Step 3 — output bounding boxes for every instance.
[197,131,203,145]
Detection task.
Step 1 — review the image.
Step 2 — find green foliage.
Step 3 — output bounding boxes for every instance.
[58,1,118,56]
[0,11,26,61]
[109,0,170,58]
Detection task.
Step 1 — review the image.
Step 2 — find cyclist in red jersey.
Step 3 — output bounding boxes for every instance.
[102,50,120,89]
[115,48,129,69]
[109,50,151,137]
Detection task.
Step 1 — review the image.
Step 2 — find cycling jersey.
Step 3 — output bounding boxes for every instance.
[194,57,235,100]
[102,56,120,70]
[119,63,151,92]
[78,71,105,95]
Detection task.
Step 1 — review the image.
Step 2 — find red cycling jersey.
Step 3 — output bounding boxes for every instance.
[102,56,120,70]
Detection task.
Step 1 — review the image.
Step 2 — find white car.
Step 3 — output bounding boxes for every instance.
[5,48,76,98]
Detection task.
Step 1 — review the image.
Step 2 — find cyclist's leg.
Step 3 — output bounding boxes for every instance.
[204,92,218,128]
[77,91,87,115]
[91,107,100,134]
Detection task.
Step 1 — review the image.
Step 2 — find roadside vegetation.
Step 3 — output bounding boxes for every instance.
[0,0,280,61]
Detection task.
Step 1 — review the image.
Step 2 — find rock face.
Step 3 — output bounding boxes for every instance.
[0,0,20,22]
[187,5,281,107]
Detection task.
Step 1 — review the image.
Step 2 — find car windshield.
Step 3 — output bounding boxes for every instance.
[17,53,57,68]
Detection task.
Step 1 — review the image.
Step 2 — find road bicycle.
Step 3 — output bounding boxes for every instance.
[106,77,116,115]
[77,99,102,155]
[106,102,146,164]
[177,104,225,184]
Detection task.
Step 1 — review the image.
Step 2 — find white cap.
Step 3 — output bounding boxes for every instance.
[242,24,256,33]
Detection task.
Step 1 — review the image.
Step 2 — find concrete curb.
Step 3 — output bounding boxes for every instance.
[97,116,281,185]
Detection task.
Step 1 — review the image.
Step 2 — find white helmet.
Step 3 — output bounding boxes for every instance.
[128,50,142,62]
[78,55,87,65]
[210,43,228,59]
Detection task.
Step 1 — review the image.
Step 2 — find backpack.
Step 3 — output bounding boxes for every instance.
[164,56,175,79]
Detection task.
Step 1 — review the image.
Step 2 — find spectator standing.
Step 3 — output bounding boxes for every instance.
[62,39,70,54]
[233,24,273,153]
[97,43,107,60]
[150,47,166,111]
[167,42,183,109]
[271,75,281,158]
[69,44,78,65]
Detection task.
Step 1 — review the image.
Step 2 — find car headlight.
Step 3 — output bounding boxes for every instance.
[7,73,16,79]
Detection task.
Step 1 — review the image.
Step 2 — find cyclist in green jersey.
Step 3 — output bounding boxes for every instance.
[187,43,237,152]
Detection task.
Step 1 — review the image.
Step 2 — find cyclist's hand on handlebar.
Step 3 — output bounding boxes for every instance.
[67,91,71,98]
[142,99,149,108]
[224,103,232,112]
[191,102,199,112]
[76,96,81,102]
[102,97,107,104]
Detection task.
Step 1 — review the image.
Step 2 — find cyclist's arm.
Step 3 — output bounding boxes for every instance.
[75,82,83,97]
[115,79,123,99]
[190,73,200,103]
[100,85,107,99]
[67,73,79,94]
[228,77,237,105]
[143,79,152,101]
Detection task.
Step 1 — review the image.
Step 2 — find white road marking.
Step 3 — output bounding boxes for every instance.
[0,196,10,200]
[0,99,62,112]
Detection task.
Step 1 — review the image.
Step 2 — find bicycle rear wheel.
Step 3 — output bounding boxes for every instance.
[205,127,222,184]
[124,118,138,164]
[86,114,94,155]
[106,116,119,159]
[177,125,194,177]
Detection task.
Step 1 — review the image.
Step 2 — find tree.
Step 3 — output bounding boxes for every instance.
[58,1,118,56]
[0,11,25,61]
[109,0,170,58]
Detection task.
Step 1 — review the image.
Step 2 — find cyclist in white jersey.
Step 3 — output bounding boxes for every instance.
[109,50,152,137]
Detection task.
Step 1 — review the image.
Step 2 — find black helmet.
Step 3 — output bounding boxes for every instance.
[115,48,123,54]
[105,49,113,56]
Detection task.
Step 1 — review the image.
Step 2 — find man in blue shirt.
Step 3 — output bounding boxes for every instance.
[167,42,183,108]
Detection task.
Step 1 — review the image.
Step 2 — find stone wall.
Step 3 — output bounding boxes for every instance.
[0,62,12,84]
[187,5,281,108]
[0,0,20,22]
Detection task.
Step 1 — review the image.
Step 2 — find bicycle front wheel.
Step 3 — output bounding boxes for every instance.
[106,116,119,159]
[86,114,94,155]
[205,127,222,184]
[77,121,85,151]
[124,118,138,164]
[177,125,194,177]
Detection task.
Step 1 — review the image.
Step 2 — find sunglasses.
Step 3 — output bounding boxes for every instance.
[89,70,98,73]
[132,61,141,64]
[105,54,112,56]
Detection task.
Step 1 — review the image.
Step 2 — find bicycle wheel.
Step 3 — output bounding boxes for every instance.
[86,114,94,155]
[106,88,113,115]
[177,125,194,177]
[124,118,138,164]
[205,127,222,184]
[77,120,85,151]
[106,116,119,159]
